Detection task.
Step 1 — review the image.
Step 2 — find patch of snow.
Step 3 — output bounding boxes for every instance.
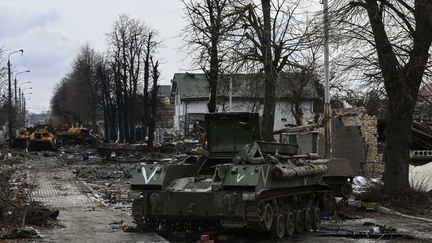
[409,163,432,191]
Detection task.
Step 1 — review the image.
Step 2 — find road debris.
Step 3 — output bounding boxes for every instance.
[1,227,40,239]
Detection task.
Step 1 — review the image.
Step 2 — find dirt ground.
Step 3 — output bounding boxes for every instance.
[2,147,432,242]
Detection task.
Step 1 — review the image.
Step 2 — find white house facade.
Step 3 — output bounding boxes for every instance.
[171,73,320,135]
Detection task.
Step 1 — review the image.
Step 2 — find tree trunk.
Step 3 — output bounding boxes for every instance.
[148,120,155,148]
[292,102,304,126]
[207,46,219,113]
[363,0,432,191]
[207,7,219,113]
[383,96,414,191]
[148,61,159,148]
[261,0,276,141]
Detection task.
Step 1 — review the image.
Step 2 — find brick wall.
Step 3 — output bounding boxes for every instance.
[333,107,383,177]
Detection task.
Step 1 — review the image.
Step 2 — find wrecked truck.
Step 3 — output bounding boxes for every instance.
[130,112,347,238]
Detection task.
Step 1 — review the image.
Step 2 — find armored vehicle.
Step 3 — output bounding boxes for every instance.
[12,128,35,149]
[130,113,337,239]
[28,125,58,151]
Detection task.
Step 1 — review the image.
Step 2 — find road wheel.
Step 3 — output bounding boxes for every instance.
[312,207,321,230]
[132,198,144,228]
[273,213,285,239]
[341,182,353,198]
[263,203,274,231]
[304,208,313,231]
[285,212,295,237]
[322,191,336,216]
[294,210,304,233]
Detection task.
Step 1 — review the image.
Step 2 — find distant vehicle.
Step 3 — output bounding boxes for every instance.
[55,124,102,146]
[28,125,58,151]
[130,113,341,239]
[12,128,35,149]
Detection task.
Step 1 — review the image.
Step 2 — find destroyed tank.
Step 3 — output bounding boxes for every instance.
[28,125,58,151]
[56,125,98,145]
[12,128,35,149]
[130,113,336,239]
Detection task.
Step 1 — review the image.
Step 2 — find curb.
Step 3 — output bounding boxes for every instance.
[376,205,432,223]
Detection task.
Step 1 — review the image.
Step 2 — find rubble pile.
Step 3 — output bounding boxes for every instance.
[68,146,175,210]
[75,165,134,181]
[24,201,59,226]
[0,149,58,239]
[73,163,136,210]
[0,153,32,226]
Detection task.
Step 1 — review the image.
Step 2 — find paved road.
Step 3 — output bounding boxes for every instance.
[31,156,167,243]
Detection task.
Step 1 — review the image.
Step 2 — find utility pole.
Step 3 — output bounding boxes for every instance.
[323,0,332,158]
[7,49,24,143]
[17,88,21,128]
[7,59,12,142]
[14,70,30,106]
[22,94,26,127]
[21,93,25,127]
[14,71,30,129]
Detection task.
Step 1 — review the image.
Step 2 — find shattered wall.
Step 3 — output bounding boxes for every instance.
[332,107,382,177]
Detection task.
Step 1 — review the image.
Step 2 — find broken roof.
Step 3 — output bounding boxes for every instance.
[171,72,321,101]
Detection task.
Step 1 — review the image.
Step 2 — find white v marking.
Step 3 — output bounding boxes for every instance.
[236,174,245,183]
[261,165,270,187]
[142,166,159,184]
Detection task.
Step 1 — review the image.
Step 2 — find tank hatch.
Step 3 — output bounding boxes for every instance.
[205,112,260,158]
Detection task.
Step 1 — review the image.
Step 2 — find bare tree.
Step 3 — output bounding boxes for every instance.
[0,49,8,127]
[331,0,432,191]
[51,45,103,128]
[283,43,322,126]
[147,58,160,148]
[182,0,239,112]
[96,58,117,141]
[142,30,159,141]
[231,0,308,140]
[70,45,102,129]
[51,16,162,143]
[107,15,150,143]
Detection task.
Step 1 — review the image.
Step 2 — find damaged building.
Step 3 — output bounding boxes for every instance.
[170,72,322,136]
[278,107,380,178]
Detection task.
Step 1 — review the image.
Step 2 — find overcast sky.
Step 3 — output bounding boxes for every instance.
[1,0,190,113]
